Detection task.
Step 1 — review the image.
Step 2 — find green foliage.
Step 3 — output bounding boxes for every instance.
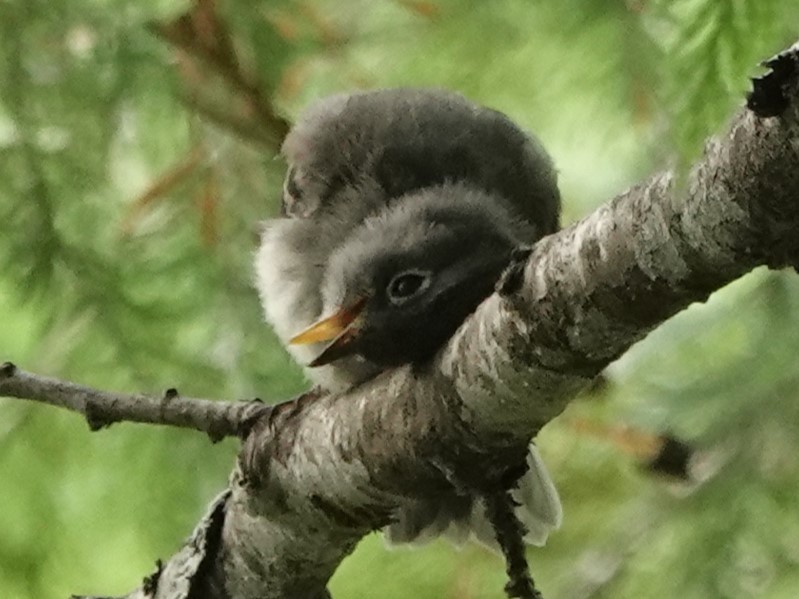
[645,0,799,160]
[1,1,798,598]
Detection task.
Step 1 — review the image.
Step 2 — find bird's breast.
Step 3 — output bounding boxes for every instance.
[255,219,382,392]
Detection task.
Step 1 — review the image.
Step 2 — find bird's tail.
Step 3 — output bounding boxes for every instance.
[384,446,562,550]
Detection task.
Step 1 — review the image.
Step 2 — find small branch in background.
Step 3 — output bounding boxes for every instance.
[394,0,443,20]
[275,60,312,105]
[265,11,301,43]
[150,0,290,145]
[296,2,348,48]
[119,145,205,238]
[0,362,270,441]
[180,91,278,147]
[567,417,695,481]
[265,2,349,51]
[265,5,354,105]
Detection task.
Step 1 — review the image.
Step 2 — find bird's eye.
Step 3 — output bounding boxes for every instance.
[386,270,431,304]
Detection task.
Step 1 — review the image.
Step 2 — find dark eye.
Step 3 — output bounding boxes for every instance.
[387,270,431,304]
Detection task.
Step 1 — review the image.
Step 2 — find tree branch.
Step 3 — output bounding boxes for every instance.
[0,362,270,441]
[3,42,799,599]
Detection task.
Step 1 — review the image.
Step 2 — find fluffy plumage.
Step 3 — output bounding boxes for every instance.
[255,88,562,547]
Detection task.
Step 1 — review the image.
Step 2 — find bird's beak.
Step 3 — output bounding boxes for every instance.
[289,297,368,367]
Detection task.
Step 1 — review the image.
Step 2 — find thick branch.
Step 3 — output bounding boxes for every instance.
[202,47,799,599]
[0,362,269,440]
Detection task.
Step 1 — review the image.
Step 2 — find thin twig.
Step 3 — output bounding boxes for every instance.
[0,361,270,441]
[484,490,542,599]
[149,0,290,142]
[119,145,206,237]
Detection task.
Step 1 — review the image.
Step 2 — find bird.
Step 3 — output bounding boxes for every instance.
[254,87,562,549]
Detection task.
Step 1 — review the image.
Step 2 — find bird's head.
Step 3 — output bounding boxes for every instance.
[289,184,526,368]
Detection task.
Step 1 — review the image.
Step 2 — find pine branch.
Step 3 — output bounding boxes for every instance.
[150,0,290,145]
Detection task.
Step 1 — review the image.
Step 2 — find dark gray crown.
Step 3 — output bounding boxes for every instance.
[281,88,560,237]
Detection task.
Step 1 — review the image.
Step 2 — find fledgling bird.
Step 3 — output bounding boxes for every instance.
[255,88,562,549]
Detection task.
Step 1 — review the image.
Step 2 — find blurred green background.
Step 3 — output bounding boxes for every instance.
[2,1,799,598]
